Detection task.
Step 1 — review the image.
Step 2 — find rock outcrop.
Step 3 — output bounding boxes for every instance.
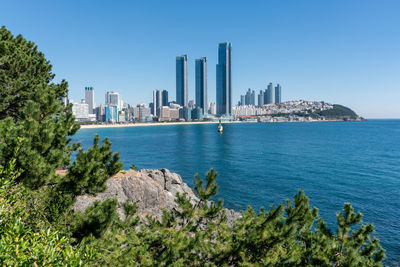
[73,168,239,223]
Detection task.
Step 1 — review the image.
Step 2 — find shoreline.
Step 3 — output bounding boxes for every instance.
[79,119,352,129]
[80,120,256,129]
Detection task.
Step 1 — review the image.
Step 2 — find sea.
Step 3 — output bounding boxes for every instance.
[74,119,400,263]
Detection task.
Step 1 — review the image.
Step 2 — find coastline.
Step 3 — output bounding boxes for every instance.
[79,120,256,129]
[78,119,353,129]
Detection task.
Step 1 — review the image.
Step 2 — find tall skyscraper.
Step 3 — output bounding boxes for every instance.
[152,89,163,116]
[195,57,207,114]
[216,42,232,115]
[162,90,169,106]
[275,84,282,104]
[152,90,157,115]
[85,87,95,114]
[240,95,245,106]
[258,90,264,106]
[176,55,188,107]
[266,83,274,104]
[105,91,123,111]
[245,89,251,105]
[251,90,256,105]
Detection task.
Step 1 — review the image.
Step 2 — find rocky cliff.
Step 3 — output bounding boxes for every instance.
[73,168,239,223]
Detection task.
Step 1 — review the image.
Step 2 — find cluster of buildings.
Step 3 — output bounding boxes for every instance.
[70,42,323,123]
[233,100,333,117]
[239,83,281,106]
[69,42,234,123]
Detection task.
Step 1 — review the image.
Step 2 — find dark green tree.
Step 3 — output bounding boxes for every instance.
[0,25,122,227]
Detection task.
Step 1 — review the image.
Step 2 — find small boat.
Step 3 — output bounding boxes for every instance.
[218,119,223,133]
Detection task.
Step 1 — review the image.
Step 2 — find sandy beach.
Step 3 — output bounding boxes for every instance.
[79,120,257,129]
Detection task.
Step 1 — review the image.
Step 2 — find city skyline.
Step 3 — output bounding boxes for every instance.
[3,1,399,118]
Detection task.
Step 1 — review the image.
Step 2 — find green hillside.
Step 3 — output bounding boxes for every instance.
[318,104,359,120]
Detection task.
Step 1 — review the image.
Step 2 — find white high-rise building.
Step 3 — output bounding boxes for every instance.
[71,100,89,121]
[105,91,123,111]
[85,87,95,114]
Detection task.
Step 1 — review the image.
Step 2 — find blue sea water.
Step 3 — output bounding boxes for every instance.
[74,120,400,262]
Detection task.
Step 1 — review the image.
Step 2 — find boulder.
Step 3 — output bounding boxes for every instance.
[73,168,239,223]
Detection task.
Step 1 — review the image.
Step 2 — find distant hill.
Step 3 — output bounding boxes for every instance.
[317,104,360,120]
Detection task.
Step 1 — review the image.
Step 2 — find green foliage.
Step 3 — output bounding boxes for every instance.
[318,104,359,119]
[0,26,79,189]
[72,199,119,241]
[130,163,137,170]
[0,147,98,265]
[82,170,385,266]
[0,25,122,227]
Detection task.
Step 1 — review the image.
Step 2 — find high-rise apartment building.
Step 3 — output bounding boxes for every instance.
[105,91,123,111]
[216,42,232,115]
[176,55,188,107]
[162,90,169,106]
[275,84,282,104]
[258,90,264,106]
[152,91,157,115]
[152,89,163,116]
[85,87,95,114]
[244,88,255,105]
[71,100,89,121]
[156,90,162,116]
[195,57,207,114]
[240,95,245,106]
[266,83,274,104]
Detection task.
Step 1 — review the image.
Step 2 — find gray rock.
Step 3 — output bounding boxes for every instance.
[72,169,239,223]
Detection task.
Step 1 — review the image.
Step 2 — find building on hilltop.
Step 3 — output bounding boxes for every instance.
[266,83,274,104]
[195,57,207,114]
[240,95,245,106]
[216,42,232,116]
[275,84,282,104]
[176,55,188,107]
[258,90,264,106]
[251,90,255,105]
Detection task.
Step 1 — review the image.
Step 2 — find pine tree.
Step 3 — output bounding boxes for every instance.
[0,25,122,231]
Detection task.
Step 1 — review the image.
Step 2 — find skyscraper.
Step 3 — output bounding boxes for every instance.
[245,89,251,105]
[152,89,163,116]
[216,42,232,115]
[156,90,162,109]
[258,90,264,106]
[251,90,256,105]
[152,91,157,115]
[240,95,245,106]
[162,90,169,106]
[85,87,95,114]
[176,55,188,107]
[275,84,282,104]
[266,83,274,104]
[195,57,207,114]
[105,91,123,111]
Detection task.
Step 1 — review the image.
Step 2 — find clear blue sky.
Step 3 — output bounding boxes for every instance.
[2,0,400,118]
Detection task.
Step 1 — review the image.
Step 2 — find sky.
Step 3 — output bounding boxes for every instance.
[2,0,400,118]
